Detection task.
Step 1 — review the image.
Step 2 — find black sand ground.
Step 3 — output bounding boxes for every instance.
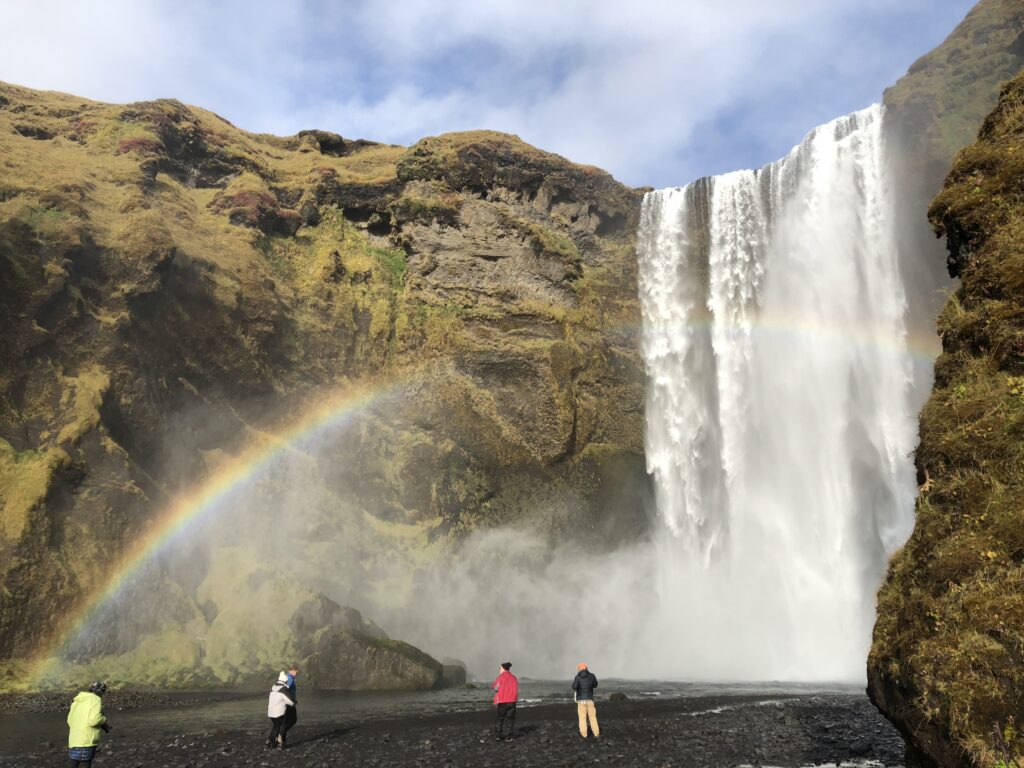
[0,690,249,715]
[0,693,904,767]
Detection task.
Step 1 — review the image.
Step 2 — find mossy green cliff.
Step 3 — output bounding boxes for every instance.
[0,81,647,688]
[869,73,1024,768]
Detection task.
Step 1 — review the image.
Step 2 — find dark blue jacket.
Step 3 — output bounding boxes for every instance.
[286,673,297,702]
[572,670,598,701]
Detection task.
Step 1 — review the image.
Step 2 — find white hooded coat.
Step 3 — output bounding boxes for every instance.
[267,673,295,718]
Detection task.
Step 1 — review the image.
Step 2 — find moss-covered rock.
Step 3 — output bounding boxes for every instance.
[303,631,443,691]
[869,73,1024,768]
[0,80,646,685]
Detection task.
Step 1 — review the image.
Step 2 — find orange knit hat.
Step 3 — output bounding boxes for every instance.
[577,663,587,670]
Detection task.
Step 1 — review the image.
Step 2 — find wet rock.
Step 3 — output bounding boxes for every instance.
[439,658,468,688]
[303,631,443,691]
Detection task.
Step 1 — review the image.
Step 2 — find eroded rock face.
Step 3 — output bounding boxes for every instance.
[0,83,647,683]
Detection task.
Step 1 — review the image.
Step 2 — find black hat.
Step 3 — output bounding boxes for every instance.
[87,681,107,696]
[501,662,512,670]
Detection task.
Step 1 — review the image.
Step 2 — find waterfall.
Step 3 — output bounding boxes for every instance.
[637,105,919,680]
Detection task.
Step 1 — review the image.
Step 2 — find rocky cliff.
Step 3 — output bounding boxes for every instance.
[883,0,1024,350]
[868,73,1024,768]
[0,81,646,687]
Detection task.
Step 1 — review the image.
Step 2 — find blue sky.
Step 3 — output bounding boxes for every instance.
[1,0,976,187]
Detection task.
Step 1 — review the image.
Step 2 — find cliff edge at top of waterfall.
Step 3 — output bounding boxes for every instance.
[868,71,1024,768]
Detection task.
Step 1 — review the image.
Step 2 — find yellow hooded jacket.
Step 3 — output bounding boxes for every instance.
[67,691,107,748]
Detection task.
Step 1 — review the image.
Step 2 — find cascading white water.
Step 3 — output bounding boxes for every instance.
[638,105,918,680]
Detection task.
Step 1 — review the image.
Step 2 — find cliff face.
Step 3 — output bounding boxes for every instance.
[884,0,1024,190]
[0,81,647,684]
[882,0,1024,351]
[868,74,1024,768]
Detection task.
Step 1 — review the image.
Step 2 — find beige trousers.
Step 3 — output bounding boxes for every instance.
[577,700,599,737]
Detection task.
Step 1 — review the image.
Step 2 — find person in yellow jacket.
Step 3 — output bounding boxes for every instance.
[67,681,110,767]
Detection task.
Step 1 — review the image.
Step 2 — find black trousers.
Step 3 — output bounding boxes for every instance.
[495,702,516,740]
[269,706,298,744]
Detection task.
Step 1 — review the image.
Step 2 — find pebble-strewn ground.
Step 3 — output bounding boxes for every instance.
[0,693,904,767]
[0,690,249,715]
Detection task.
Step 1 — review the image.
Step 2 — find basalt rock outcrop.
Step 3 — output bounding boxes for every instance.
[0,81,647,687]
[869,73,1024,768]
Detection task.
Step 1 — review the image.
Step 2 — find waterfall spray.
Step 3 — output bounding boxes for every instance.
[637,105,919,680]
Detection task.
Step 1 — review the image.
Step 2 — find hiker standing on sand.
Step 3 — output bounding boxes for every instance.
[67,681,111,767]
[572,663,600,738]
[267,671,296,749]
[492,661,519,742]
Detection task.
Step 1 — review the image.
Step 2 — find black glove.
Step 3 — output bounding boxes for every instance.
[100,723,111,733]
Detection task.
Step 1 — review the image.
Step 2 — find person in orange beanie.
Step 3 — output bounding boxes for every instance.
[572,663,600,738]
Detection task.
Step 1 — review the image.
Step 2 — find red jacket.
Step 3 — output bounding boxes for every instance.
[492,670,518,704]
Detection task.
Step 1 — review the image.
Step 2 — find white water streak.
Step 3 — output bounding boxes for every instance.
[638,105,917,680]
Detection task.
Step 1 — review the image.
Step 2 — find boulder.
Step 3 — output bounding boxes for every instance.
[440,658,468,687]
[303,631,443,691]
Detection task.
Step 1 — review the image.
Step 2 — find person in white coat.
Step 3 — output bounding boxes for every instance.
[266,671,296,749]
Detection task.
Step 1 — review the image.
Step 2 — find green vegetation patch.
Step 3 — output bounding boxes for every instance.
[369,242,407,285]
[0,440,67,541]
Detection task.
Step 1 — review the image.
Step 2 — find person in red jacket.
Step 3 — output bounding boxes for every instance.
[491,661,519,741]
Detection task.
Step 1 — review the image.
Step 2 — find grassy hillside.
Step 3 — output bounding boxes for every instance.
[884,0,1024,189]
[0,80,647,686]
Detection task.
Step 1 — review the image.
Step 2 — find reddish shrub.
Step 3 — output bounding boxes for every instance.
[227,205,262,227]
[68,119,97,139]
[216,190,277,211]
[215,189,301,235]
[202,129,229,148]
[115,137,162,155]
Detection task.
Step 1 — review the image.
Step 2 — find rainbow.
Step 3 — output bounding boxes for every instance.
[27,310,940,685]
[637,310,942,365]
[30,378,406,684]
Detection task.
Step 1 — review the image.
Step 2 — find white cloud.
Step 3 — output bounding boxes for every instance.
[0,0,974,186]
